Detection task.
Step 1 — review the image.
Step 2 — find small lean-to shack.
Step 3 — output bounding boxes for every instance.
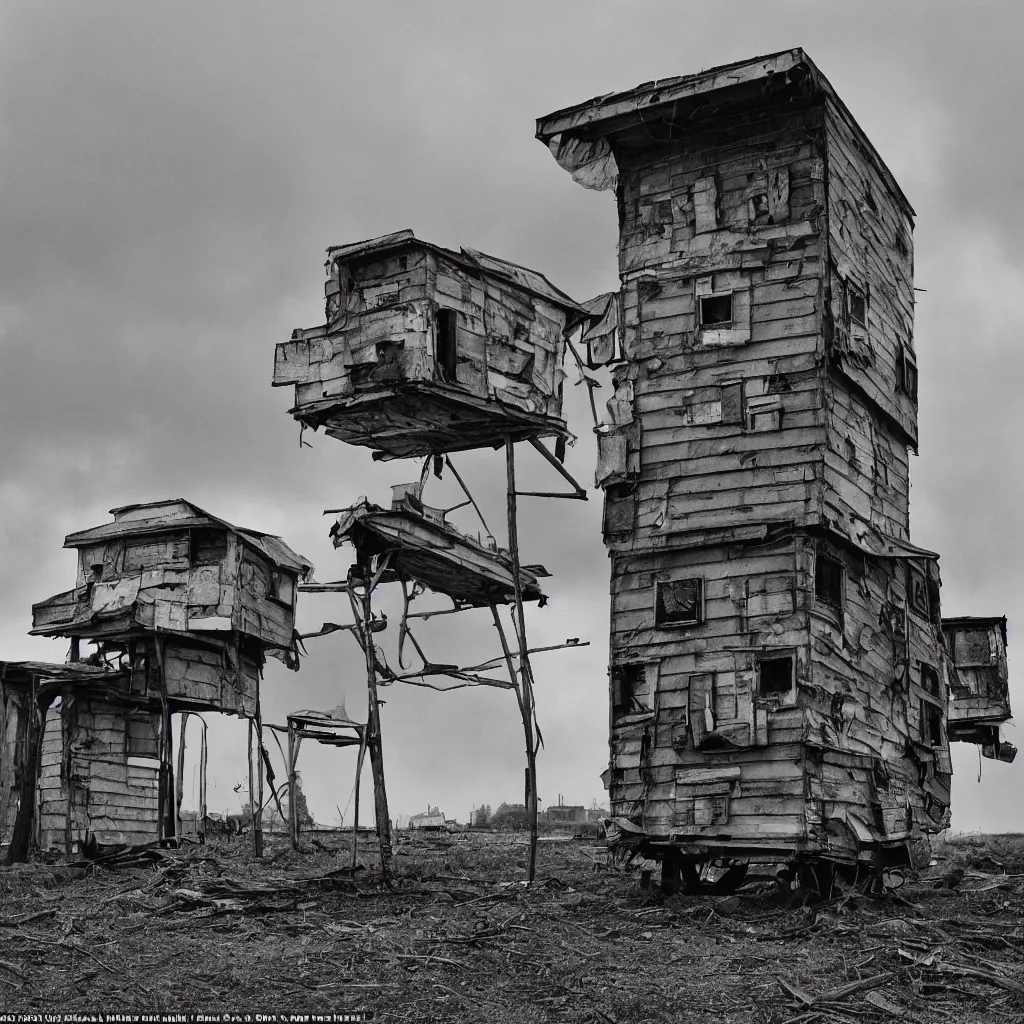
[272,230,584,459]
[0,661,162,852]
[943,616,1015,759]
[13,500,312,856]
[0,661,138,853]
[536,50,1014,891]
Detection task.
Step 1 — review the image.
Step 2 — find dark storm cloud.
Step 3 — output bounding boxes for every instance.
[2,1,1021,827]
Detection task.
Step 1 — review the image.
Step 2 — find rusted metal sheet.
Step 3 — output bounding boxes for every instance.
[330,497,548,607]
[273,231,583,459]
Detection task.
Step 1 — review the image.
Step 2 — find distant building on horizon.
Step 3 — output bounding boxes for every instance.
[406,805,447,830]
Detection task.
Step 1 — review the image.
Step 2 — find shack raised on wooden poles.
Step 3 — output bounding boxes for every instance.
[1,499,311,859]
[536,49,1015,893]
[273,230,587,881]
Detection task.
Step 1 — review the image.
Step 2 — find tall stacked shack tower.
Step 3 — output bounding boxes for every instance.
[537,50,1013,883]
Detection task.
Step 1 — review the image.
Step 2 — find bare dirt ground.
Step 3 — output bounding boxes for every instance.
[0,831,1022,1023]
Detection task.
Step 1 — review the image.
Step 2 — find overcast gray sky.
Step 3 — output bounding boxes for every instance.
[2,1,1021,832]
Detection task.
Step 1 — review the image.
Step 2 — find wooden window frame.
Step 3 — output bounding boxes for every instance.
[897,344,918,403]
[906,563,930,621]
[611,662,649,721]
[435,308,459,383]
[920,665,944,747]
[744,395,782,433]
[847,280,868,330]
[269,570,295,608]
[813,547,845,620]
[698,292,734,328]
[655,578,705,629]
[756,651,796,698]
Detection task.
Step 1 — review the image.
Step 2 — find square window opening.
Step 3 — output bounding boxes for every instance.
[815,551,844,609]
[270,570,295,607]
[848,282,867,328]
[758,656,794,696]
[907,564,929,620]
[922,702,943,747]
[126,714,160,759]
[898,351,918,402]
[190,528,228,566]
[612,663,647,719]
[699,293,733,327]
[436,308,458,382]
[655,578,704,628]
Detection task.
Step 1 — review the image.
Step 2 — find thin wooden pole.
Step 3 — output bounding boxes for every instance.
[287,720,298,850]
[154,639,174,846]
[359,576,394,885]
[489,601,534,856]
[198,718,208,844]
[352,726,368,870]
[253,678,264,858]
[175,711,189,840]
[505,436,539,882]
[248,718,256,854]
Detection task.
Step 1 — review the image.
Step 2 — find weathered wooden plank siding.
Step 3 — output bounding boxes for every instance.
[821,376,911,546]
[238,550,293,649]
[131,642,258,717]
[599,108,837,550]
[279,247,567,422]
[617,106,826,278]
[804,537,950,836]
[824,104,917,447]
[608,537,813,837]
[37,697,160,850]
[37,708,66,850]
[0,684,26,845]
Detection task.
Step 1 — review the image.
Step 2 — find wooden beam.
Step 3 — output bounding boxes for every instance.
[287,721,298,850]
[527,436,588,499]
[506,437,540,882]
[352,727,368,871]
[358,575,394,886]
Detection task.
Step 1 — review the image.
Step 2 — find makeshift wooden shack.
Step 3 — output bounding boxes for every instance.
[272,230,584,459]
[536,49,1013,891]
[0,661,165,854]
[275,233,586,882]
[943,616,1015,759]
[14,500,312,855]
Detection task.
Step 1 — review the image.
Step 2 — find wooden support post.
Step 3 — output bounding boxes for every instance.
[253,678,264,859]
[352,726,368,870]
[154,639,175,846]
[247,719,262,857]
[360,578,394,885]
[198,718,208,844]
[6,682,60,864]
[505,436,540,882]
[175,711,189,840]
[287,720,299,850]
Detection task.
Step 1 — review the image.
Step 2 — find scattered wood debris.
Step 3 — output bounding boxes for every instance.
[0,831,1020,1021]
